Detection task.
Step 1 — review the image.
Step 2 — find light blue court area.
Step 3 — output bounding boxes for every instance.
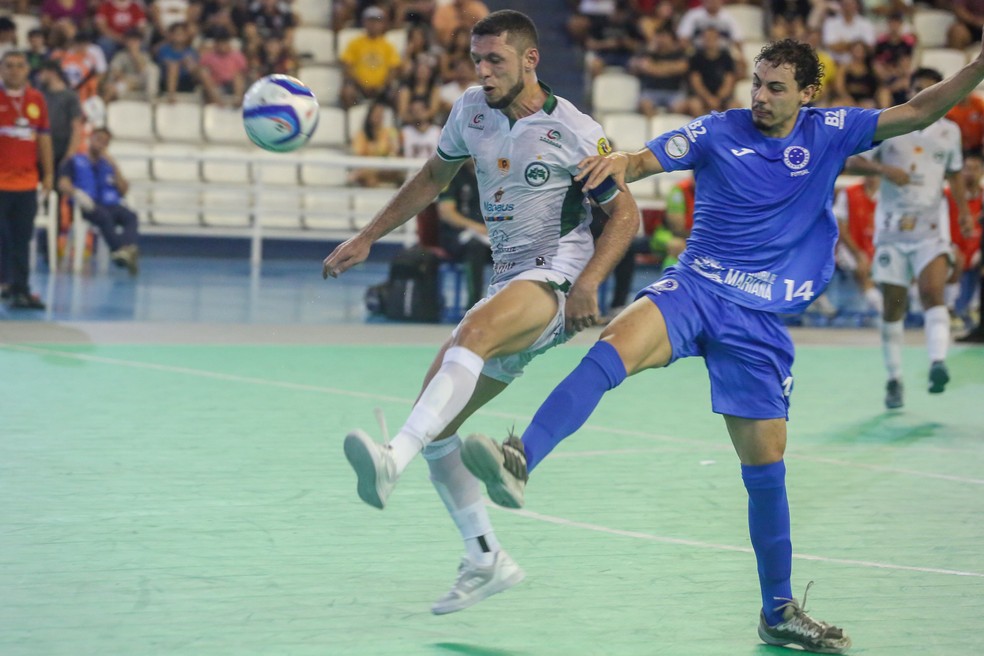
[2,300,983,655]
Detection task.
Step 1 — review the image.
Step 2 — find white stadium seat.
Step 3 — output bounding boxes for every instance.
[152,143,201,182]
[149,188,200,225]
[649,113,692,140]
[203,105,251,145]
[602,113,648,152]
[294,0,332,27]
[912,9,955,49]
[297,65,342,105]
[12,14,40,49]
[741,41,767,69]
[107,101,154,141]
[304,192,354,231]
[256,189,304,229]
[201,188,251,227]
[154,102,203,142]
[294,26,335,64]
[253,151,300,185]
[111,140,151,181]
[201,145,251,184]
[308,106,347,147]
[592,72,640,114]
[732,78,754,108]
[335,27,363,57]
[385,28,407,56]
[300,149,348,187]
[727,5,764,41]
[919,48,968,79]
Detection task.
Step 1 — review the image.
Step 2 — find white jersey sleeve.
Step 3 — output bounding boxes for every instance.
[436,89,476,161]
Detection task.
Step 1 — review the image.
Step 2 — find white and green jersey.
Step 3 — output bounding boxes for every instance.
[872,118,963,245]
[437,84,619,285]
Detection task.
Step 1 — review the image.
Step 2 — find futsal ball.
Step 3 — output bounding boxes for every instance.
[242,75,319,153]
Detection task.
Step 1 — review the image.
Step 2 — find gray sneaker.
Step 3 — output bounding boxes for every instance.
[431,550,525,615]
[461,433,528,508]
[758,582,852,654]
[928,361,950,394]
[885,379,903,409]
[343,429,397,509]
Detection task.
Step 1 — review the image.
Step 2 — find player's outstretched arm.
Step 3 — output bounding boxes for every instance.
[566,191,641,333]
[322,155,463,278]
[575,148,664,194]
[875,42,984,142]
[845,155,910,186]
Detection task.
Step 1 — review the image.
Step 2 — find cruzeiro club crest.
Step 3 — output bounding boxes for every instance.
[525,162,550,187]
[783,146,810,170]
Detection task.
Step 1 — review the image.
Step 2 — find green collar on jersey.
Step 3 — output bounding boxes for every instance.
[540,82,557,114]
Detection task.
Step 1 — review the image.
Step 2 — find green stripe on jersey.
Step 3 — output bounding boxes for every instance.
[560,176,587,237]
[437,146,470,161]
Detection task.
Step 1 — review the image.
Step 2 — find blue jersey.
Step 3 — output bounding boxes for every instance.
[649,107,881,313]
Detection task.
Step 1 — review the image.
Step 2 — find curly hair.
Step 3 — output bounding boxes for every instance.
[756,39,824,98]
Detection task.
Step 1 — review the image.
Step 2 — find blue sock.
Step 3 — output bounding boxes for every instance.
[742,460,793,627]
[521,341,626,472]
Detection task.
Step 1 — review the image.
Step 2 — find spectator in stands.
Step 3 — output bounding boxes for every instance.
[51,29,106,104]
[251,34,298,80]
[156,22,208,102]
[802,28,837,107]
[201,0,251,40]
[396,57,441,126]
[0,50,53,310]
[684,26,736,116]
[833,41,878,108]
[567,0,615,48]
[946,93,984,157]
[26,29,49,86]
[584,1,644,78]
[109,28,154,98]
[200,28,248,105]
[82,76,114,129]
[150,0,202,43]
[432,0,489,49]
[676,0,742,51]
[438,56,475,117]
[438,26,471,82]
[436,158,490,310]
[636,0,677,42]
[769,0,814,41]
[57,127,140,275]
[339,6,402,108]
[248,0,296,44]
[402,24,440,80]
[37,60,83,168]
[630,26,689,117]
[349,100,403,187]
[947,152,983,330]
[40,0,89,30]
[0,16,16,59]
[947,0,984,51]
[833,174,883,313]
[873,13,915,107]
[820,0,875,66]
[400,97,441,158]
[95,0,148,60]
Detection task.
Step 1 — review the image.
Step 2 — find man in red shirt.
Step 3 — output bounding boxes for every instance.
[1,50,54,309]
[945,93,984,156]
[95,0,147,60]
[833,175,883,313]
[947,152,984,333]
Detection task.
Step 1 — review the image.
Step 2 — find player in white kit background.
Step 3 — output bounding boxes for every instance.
[849,67,975,409]
[322,10,640,614]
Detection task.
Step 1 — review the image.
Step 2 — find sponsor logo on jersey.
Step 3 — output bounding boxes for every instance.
[824,109,846,129]
[597,137,612,156]
[722,268,776,300]
[494,187,505,202]
[525,162,550,187]
[493,261,516,274]
[783,146,810,170]
[730,147,755,157]
[665,134,689,159]
[468,113,485,130]
[539,129,562,148]
[26,103,40,119]
[497,158,510,173]
[485,215,514,222]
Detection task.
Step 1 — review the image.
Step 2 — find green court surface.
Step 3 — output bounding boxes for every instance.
[2,334,983,656]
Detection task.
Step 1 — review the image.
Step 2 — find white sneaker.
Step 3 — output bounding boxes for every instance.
[343,429,397,509]
[431,550,526,615]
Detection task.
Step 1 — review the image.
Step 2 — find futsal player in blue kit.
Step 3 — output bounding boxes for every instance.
[460,39,984,653]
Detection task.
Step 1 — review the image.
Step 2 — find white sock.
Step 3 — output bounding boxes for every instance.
[423,435,498,566]
[881,319,904,381]
[389,346,485,474]
[944,283,959,309]
[924,305,950,363]
[864,286,883,314]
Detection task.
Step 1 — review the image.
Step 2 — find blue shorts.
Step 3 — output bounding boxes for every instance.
[637,269,795,420]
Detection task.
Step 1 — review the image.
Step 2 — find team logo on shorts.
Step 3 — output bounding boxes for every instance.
[665,135,689,159]
[650,278,679,294]
[783,146,810,170]
[597,137,612,156]
[525,162,550,187]
[878,252,891,266]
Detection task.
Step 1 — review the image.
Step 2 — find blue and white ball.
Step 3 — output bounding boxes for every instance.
[242,75,319,153]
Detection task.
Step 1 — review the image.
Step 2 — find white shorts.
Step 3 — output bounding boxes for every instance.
[452,268,572,383]
[835,243,860,272]
[871,238,953,287]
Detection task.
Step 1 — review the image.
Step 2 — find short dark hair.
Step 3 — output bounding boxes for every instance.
[93,127,113,139]
[911,67,944,85]
[472,10,538,51]
[0,16,16,32]
[757,39,824,96]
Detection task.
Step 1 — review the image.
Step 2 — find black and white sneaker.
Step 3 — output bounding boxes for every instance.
[758,582,852,654]
[461,433,528,509]
[928,361,949,394]
[885,379,904,409]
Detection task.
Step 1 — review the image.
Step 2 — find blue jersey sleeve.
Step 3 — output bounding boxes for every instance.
[645,113,723,172]
[824,107,882,158]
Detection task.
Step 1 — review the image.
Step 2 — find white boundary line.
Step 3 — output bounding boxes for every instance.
[4,342,984,487]
[504,507,984,578]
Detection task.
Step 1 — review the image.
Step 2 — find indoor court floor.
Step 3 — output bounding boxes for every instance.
[2,257,982,656]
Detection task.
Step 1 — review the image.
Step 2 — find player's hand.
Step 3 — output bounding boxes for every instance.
[880,165,910,186]
[323,235,371,279]
[565,280,601,334]
[576,152,630,194]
